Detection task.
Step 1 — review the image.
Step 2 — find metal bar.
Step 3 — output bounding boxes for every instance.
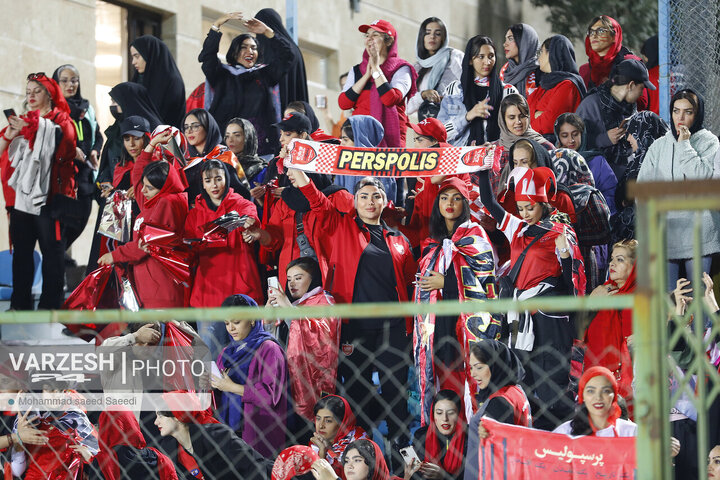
[658,0,670,123]
[692,212,709,479]
[285,0,298,43]
[628,179,720,201]
[0,295,636,325]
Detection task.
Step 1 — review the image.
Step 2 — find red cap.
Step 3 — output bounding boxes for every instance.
[438,176,470,200]
[358,19,397,39]
[410,117,447,143]
[505,167,557,204]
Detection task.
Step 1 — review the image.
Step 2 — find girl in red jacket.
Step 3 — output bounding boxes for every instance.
[98,130,188,308]
[185,159,262,306]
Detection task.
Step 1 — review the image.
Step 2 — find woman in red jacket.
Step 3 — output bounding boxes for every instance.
[338,19,417,147]
[98,129,188,308]
[528,35,586,135]
[0,73,78,310]
[287,167,417,451]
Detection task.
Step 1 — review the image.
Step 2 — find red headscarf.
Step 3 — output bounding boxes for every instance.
[424,395,467,474]
[584,16,624,87]
[29,73,71,116]
[322,394,360,444]
[311,395,367,479]
[164,391,220,425]
[96,410,179,480]
[577,366,622,434]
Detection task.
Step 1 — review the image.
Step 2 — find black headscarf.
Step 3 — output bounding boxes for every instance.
[296,101,320,132]
[131,35,186,128]
[225,118,267,182]
[472,340,525,404]
[51,65,88,120]
[461,36,504,144]
[184,108,223,157]
[254,8,309,111]
[108,82,163,129]
[539,35,586,98]
[199,160,231,211]
[641,35,659,70]
[670,89,705,139]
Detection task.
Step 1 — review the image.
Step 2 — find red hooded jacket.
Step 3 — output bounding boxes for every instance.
[185,190,262,306]
[299,181,417,332]
[112,150,188,308]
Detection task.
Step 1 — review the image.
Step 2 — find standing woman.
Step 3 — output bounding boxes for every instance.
[0,73,77,310]
[200,12,294,155]
[637,89,720,287]
[130,35,186,128]
[477,165,585,429]
[52,65,103,252]
[553,366,637,436]
[286,168,417,449]
[254,7,309,111]
[414,177,498,421]
[407,17,464,119]
[338,19,418,147]
[499,24,539,97]
[182,108,225,206]
[223,117,268,187]
[528,35,586,136]
[438,36,516,147]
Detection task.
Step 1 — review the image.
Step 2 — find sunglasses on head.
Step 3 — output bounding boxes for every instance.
[27,72,48,81]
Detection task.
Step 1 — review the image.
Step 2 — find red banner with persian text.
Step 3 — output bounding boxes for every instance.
[285,139,501,177]
[477,418,636,480]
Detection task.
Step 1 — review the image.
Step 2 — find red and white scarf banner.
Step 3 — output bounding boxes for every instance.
[476,418,636,480]
[286,139,500,177]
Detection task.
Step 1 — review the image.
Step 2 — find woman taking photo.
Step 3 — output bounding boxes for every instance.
[477,164,585,429]
[309,395,368,477]
[406,17,463,119]
[408,390,467,480]
[339,19,417,147]
[287,168,416,449]
[584,239,636,414]
[499,24,539,97]
[528,35,586,136]
[130,34,186,128]
[553,366,637,437]
[200,12,294,155]
[637,89,720,286]
[414,177,498,419]
[212,294,288,457]
[0,73,77,310]
[267,258,340,421]
[438,36,516,147]
[97,130,188,308]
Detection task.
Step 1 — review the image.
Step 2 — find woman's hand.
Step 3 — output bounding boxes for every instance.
[677,125,691,142]
[627,134,639,153]
[418,270,445,291]
[244,18,273,38]
[210,369,244,395]
[607,126,627,145]
[70,444,93,463]
[16,410,47,446]
[466,98,492,122]
[75,147,86,163]
[310,433,332,459]
[89,150,99,169]
[418,462,443,480]
[267,286,292,307]
[478,421,490,439]
[100,186,114,198]
[673,278,693,316]
[670,436,680,458]
[403,458,422,480]
[250,183,266,201]
[215,12,242,28]
[421,89,441,104]
[310,459,337,480]
[149,129,173,148]
[367,42,380,71]
[555,226,571,258]
[125,187,135,200]
[97,252,114,266]
[286,168,310,188]
[590,284,618,297]
[6,116,28,139]
[703,272,719,312]
[270,186,285,199]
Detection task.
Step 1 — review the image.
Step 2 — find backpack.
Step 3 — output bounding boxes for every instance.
[565,183,611,247]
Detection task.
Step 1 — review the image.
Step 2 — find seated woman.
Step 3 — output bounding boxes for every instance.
[584,239,637,414]
[528,35,586,136]
[464,340,531,480]
[309,395,368,478]
[154,402,272,480]
[211,294,288,457]
[224,117,268,188]
[267,257,340,421]
[311,438,393,480]
[408,390,467,480]
[98,130,189,308]
[414,177,498,418]
[553,366,637,437]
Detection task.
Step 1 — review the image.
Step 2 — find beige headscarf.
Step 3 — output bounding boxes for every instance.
[497,93,548,149]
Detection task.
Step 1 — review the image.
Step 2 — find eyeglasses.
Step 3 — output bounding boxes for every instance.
[183,122,203,132]
[27,72,47,81]
[59,78,80,85]
[587,27,614,38]
[536,47,546,57]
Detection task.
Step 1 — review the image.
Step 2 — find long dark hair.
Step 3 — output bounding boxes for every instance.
[569,404,594,436]
[428,191,470,241]
[285,256,323,300]
[226,34,261,67]
[120,133,149,165]
[432,389,462,417]
[341,119,354,142]
[461,36,503,143]
[670,88,704,138]
[341,439,376,478]
[313,396,345,424]
[142,160,169,190]
[416,17,447,60]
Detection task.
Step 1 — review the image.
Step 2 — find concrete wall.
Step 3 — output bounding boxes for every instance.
[0,0,556,264]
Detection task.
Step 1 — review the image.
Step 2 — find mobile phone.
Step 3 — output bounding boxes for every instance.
[267,276,280,291]
[399,446,420,465]
[3,109,16,121]
[619,117,630,129]
[97,182,112,191]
